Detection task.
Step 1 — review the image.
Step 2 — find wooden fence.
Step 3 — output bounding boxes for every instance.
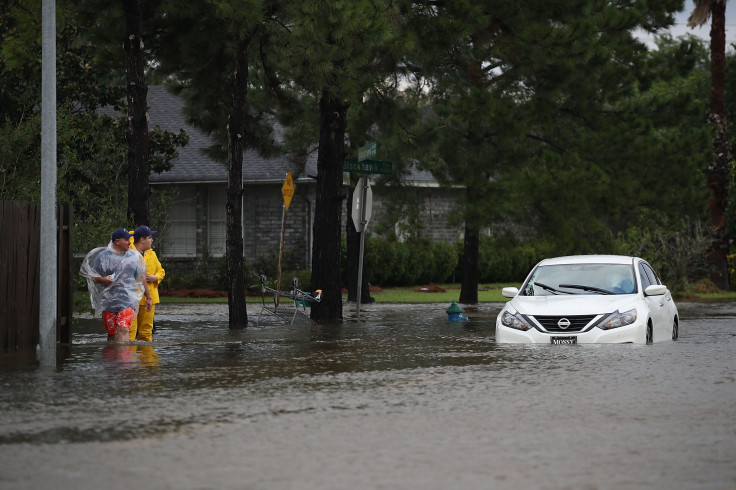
[0,201,73,353]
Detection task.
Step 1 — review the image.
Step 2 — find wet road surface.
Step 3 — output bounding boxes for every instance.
[1,301,735,489]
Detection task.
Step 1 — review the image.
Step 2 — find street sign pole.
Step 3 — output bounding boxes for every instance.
[348,144,382,319]
[277,171,295,305]
[276,203,286,307]
[353,176,372,319]
[355,177,366,318]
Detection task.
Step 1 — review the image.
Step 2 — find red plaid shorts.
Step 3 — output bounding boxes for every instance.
[102,308,135,335]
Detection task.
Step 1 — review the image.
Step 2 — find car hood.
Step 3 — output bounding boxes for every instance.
[508,294,638,316]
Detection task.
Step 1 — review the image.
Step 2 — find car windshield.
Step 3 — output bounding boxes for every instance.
[521,263,636,296]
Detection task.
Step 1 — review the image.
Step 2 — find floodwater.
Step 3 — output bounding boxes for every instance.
[1,301,735,490]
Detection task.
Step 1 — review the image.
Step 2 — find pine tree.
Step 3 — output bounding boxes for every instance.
[282,0,400,320]
[688,0,731,290]
[0,1,187,250]
[407,0,692,301]
[122,0,150,227]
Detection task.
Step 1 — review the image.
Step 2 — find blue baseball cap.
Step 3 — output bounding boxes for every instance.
[133,225,157,240]
[111,228,130,241]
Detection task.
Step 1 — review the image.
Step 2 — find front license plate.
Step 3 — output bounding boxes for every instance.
[551,336,577,345]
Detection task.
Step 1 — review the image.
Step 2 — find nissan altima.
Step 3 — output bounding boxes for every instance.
[495,255,679,344]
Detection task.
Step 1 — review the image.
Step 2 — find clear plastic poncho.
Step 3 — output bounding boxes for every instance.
[79,242,146,318]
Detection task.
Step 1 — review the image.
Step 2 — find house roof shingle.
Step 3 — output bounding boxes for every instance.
[145,86,316,184]
[140,86,437,187]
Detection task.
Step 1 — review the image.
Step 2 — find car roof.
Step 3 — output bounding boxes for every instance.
[536,255,638,266]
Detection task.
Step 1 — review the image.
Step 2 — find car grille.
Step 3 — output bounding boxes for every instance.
[531,315,598,333]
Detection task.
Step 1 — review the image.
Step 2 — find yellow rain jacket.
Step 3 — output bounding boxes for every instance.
[129,233,165,341]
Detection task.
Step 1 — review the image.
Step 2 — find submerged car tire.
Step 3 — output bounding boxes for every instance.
[646,323,653,345]
[672,320,679,341]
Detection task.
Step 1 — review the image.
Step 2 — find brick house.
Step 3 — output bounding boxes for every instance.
[146,86,464,272]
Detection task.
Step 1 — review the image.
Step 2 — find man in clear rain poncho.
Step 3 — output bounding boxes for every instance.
[80,228,152,341]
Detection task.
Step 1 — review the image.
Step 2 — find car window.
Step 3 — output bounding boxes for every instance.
[639,263,654,289]
[522,263,636,296]
[641,263,661,285]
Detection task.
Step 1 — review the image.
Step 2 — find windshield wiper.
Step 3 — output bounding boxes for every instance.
[558,284,614,295]
[533,282,571,295]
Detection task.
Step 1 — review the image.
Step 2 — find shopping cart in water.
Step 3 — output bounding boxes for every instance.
[256,275,322,326]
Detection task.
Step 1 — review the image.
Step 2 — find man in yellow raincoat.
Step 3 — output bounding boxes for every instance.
[128,226,165,341]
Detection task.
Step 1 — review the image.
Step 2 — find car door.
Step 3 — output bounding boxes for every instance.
[639,262,668,339]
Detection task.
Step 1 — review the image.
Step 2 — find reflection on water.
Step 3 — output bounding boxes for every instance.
[0,304,503,443]
[101,344,160,368]
[1,302,735,489]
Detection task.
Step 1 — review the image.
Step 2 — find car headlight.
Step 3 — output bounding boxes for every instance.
[501,311,531,331]
[596,309,637,330]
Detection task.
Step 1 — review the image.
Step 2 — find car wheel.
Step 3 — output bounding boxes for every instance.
[672,319,679,341]
[646,323,653,345]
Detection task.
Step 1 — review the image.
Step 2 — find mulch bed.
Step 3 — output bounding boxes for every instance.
[160,289,228,298]
[414,282,446,293]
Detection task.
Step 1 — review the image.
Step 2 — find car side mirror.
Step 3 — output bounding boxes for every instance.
[644,284,667,296]
[502,287,519,298]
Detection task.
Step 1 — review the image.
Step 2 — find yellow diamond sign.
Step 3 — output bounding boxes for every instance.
[281,171,295,210]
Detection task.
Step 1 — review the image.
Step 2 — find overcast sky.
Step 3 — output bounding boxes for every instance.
[638,6,736,50]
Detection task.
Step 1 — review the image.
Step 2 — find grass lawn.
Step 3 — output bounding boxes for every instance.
[155,284,515,304]
[368,284,513,303]
[74,283,736,313]
[73,284,515,312]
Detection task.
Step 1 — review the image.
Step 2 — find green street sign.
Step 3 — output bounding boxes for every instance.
[358,142,377,162]
[345,158,393,175]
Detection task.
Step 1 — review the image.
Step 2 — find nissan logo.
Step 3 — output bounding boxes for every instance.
[557,318,571,330]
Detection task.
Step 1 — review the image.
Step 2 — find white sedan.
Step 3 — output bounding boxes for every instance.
[495,255,679,344]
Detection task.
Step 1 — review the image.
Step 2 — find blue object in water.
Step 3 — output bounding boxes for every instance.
[446,301,468,321]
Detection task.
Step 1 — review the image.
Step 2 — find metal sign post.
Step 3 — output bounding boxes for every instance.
[39,0,57,367]
[352,176,372,318]
[345,143,387,319]
[276,171,294,306]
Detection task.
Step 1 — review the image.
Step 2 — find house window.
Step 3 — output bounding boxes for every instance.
[208,186,226,257]
[163,194,197,257]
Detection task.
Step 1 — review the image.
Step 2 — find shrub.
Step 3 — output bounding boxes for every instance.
[430,241,458,283]
[403,239,431,285]
[615,219,711,291]
[363,237,458,286]
[365,236,394,285]
[474,236,545,283]
[280,269,312,292]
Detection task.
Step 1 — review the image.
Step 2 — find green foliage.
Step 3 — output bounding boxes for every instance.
[0,0,728,299]
[0,113,43,202]
[152,0,280,162]
[499,34,711,253]
[474,236,546,284]
[364,236,458,286]
[282,269,312,292]
[614,218,712,292]
[362,234,546,286]
[0,2,188,254]
[398,1,711,264]
[364,236,398,285]
[283,0,400,101]
[430,241,459,285]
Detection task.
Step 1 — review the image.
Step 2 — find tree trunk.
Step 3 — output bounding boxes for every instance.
[311,89,349,320]
[460,186,480,304]
[226,36,250,329]
[459,223,479,304]
[346,178,372,303]
[123,0,149,226]
[707,1,730,290]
